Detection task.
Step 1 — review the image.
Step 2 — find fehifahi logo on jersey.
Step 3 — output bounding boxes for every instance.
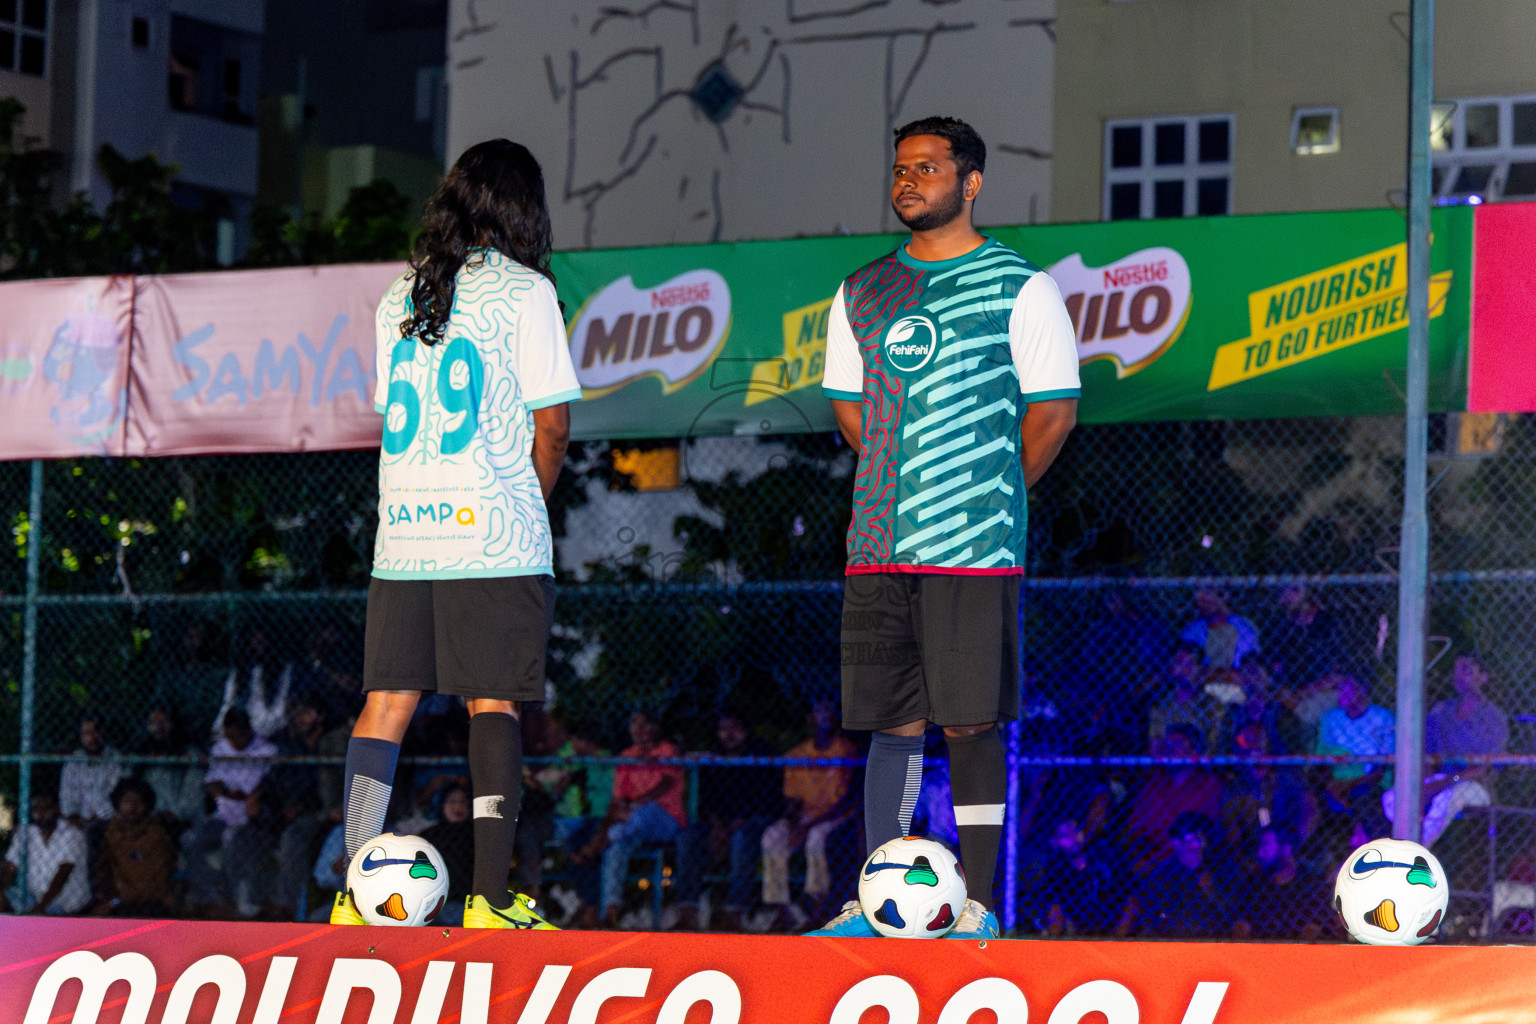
[569,270,731,396]
[1048,247,1192,378]
[882,313,940,373]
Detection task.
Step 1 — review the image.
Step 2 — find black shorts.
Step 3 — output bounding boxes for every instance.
[363,575,555,702]
[840,572,1020,731]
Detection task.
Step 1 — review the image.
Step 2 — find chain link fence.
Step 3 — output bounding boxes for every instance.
[3,413,1534,937]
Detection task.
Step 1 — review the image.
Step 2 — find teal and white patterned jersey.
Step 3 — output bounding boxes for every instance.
[822,238,1080,575]
[371,250,582,579]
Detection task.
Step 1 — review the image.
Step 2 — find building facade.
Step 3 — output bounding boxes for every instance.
[446,0,1058,249]
[1053,0,1536,223]
[258,0,447,220]
[1,0,265,262]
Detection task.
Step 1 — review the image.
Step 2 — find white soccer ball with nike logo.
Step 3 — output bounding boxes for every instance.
[348,832,450,926]
[1333,838,1449,945]
[858,836,967,938]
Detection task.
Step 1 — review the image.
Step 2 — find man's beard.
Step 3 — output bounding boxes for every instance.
[893,180,966,231]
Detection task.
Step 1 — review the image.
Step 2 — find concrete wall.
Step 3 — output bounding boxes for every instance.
[446,0,1057,249]
[1053,0,1536,223]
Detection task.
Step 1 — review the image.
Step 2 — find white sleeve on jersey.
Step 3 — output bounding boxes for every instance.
[373,275,411,413]
[1009,271,1082,401]
[515,276,584,410]
[821,283,863,399]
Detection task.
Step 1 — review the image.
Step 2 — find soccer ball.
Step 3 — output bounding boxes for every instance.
[347,833,451,926]
[857,836,967,938]
[1333,838,1449,945]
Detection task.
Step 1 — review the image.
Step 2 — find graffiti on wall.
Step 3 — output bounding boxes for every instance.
[450,0,1056,247]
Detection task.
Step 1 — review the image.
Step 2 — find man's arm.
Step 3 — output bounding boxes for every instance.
[831,399,862,456]
[30,862,74,914]
[1020,397,1077,488]
[532,403,571,501]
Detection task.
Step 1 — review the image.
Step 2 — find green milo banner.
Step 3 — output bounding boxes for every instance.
[552,207,1472,440]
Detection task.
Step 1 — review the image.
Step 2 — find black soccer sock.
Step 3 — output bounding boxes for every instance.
[469,711,523,910]
[343,737,401,865]
[864,731,925,853]
[948,726,1006,911]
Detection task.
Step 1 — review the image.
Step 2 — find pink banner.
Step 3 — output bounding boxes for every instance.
[127,263,399,455]
[0,275,134,459]
[1469,202,1536,413]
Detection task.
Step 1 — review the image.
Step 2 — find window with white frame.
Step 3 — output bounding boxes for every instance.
[1103,115,1234,221]
[1292,107,1341,156]
[0,0,48,77]
[1431,94,1536,204]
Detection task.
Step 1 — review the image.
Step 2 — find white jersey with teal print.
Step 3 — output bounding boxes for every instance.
[371,250,581,579]
[822,237,1080,575]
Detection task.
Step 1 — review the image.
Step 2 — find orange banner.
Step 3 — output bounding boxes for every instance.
[4,917,1534,1024]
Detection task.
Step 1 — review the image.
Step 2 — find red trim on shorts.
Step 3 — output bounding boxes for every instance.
[844,564,1024,576]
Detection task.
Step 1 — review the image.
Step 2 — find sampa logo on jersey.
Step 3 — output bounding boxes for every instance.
[881,313,940,373]
[1049,246,1192,378]
[568,269,731,396]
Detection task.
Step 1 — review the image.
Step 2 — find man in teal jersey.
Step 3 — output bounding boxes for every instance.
[810,117,1079,939]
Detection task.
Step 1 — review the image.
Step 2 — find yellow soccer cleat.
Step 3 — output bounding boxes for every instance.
[463,892,560,930]
[330,891,367,926]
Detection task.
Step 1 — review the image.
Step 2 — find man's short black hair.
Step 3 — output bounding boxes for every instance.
[110,776,156,812]
[893,116,986,178]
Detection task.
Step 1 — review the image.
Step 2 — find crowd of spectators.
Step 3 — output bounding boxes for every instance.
[1,592,1517,939]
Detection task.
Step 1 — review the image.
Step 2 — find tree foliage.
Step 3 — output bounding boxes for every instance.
[0,98,413,279]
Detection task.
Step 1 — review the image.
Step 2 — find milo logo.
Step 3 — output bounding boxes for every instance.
[1049,246,1192,378]
[569,269,731,396]
[882,313,939,373]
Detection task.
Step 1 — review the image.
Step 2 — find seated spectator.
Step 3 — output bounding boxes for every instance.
[181,708,278,916]
[1383,653,1508,847]
[288,624,363,731]
[132,704,205,833]
[1125,724,1225,874]
[571,710,685,928]
[1231,825,1337,940]
[91,778,174,917]
[1,791,91,916]
[1140,812,1234,937]
[212,627,292,741]
[419,783,474,926]
[1221,722,1317,852]
[761,700,858,929]
[1147,647,1223,754]
[1216,662,1293,755]
[1037,816,1137,937]
[265,695,337,919]
[1316,673,1394,839]
[60,713,125,842]
[1266,585,1342,690]
[533,720,612,928]
[1180,589,1261,670]
[675,710,783,931]
[1282,667,1344,753]
[511,709,559,901]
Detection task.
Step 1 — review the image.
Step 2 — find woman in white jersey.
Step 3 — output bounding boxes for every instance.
[331,139,581,929]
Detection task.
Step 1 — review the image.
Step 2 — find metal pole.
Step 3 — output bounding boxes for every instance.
[17,459,43,900]
[1392,0,1433,843]
[1001,719,1020,934]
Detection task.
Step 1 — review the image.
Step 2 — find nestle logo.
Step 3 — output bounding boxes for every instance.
[1103,261,1168,289]
[651,283,710,309]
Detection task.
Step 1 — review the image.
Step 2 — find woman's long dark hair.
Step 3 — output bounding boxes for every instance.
[402,139,555,346]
